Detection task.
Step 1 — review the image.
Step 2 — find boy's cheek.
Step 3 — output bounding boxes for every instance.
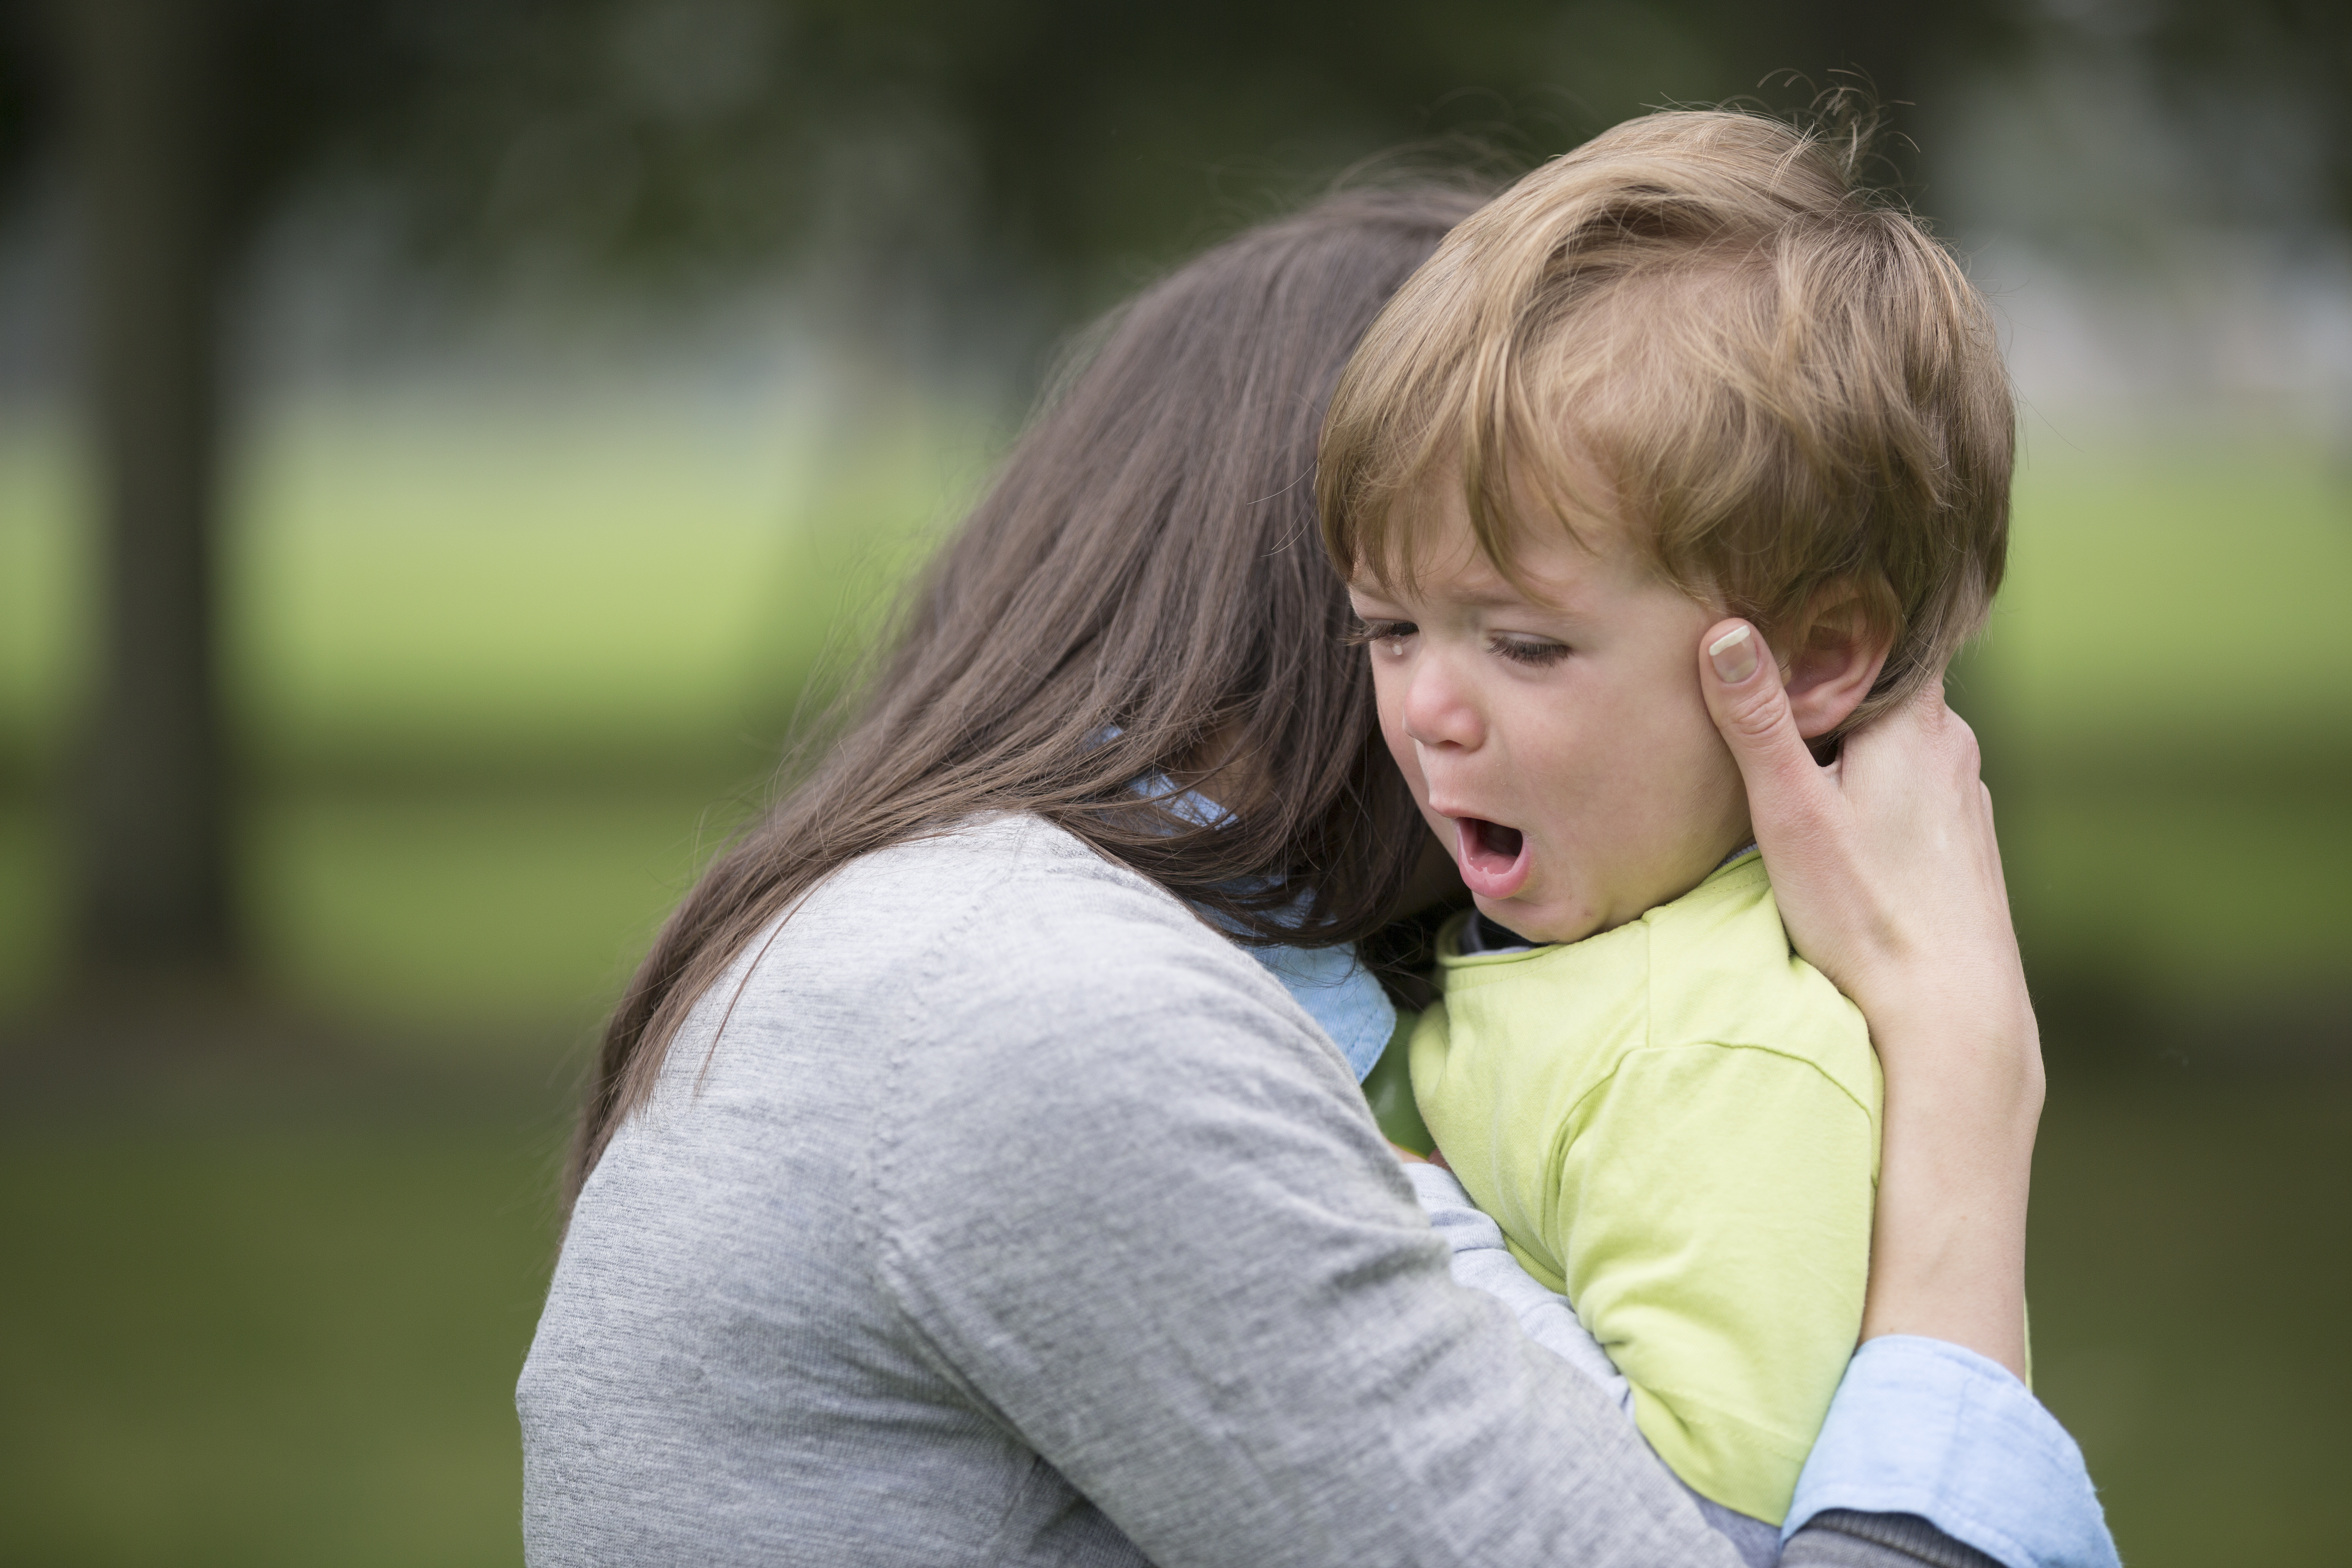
[1412,794,1454,850]
[1372,688,1419,779]
[1372,698,1450,846]
[1390,735,1439,824]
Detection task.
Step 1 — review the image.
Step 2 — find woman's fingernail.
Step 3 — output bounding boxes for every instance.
[1708,625,1758,684]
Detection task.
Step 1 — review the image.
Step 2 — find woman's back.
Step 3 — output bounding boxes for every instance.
[521,816,1718,1566]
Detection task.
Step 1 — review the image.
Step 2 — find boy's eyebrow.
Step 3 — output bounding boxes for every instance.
[1453,581,1548,608]
[1355,574,1576,615]
[1450,568,1583,614]
[1356,553,1586,615]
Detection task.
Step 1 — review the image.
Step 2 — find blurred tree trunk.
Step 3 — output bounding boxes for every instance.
[60,0,236,980]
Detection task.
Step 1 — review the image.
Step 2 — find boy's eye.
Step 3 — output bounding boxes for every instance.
[1345,618,1417,650]
[1492,635,1570,667]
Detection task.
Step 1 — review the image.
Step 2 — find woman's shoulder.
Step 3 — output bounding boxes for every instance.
[633,812,1370,1218]
[794,812,1212,966]
[666,813,1329,1091]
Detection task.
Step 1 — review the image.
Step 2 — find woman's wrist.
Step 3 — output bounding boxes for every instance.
[1859,1004,2043,1379]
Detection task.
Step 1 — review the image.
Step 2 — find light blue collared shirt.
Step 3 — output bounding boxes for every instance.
[1788,1335,2119,1567]
[1127,767,1397,1081]
[1236,937,1396,1081]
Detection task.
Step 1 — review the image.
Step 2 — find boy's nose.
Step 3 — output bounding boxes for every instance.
[1401,655,1483,752]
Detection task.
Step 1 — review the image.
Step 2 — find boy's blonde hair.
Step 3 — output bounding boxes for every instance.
[1319,110,2013,728]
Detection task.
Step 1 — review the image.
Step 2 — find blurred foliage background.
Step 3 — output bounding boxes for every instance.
[0,1,2346,1564]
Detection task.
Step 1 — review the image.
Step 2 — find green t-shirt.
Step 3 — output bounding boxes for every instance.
[1410,850,1880,1526]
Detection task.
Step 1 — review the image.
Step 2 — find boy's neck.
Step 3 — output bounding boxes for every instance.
[1470,840,1758,953]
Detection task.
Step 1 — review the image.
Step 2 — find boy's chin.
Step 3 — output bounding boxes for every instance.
[1472,893,1597,948]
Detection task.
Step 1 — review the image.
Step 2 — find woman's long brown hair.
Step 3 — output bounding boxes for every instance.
[567,184,1483,1207]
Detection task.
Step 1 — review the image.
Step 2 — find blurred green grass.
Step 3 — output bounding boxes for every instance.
[0,390,984,1029]
[1991,439,2352,746]
[0,1124,562,1568]
[1970,435,2351,1042]
[2027,1070,2352,1568]
[246,787,742,1036]
[1,400,2347,1564]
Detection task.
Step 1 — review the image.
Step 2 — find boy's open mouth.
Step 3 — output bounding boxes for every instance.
[1452,816,1533,901]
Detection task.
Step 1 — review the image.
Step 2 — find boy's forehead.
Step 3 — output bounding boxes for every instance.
[1346,499,1492,599]
[1350,550,1513,602]
[1350,519,1603,611]
[1352,472,1626,608]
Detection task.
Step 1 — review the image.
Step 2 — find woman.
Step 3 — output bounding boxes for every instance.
[521,185,2104,1567]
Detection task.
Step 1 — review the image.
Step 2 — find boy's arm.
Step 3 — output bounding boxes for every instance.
[1360,1010,1437,1154]
[1557,1040,1877,1526]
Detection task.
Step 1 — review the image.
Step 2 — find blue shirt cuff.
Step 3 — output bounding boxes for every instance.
[1786,1335,2118,1568]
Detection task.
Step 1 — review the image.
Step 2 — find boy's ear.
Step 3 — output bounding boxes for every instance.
[1773,580,1895,740]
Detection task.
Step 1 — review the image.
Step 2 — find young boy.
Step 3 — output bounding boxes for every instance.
[1318,111,2014,1544]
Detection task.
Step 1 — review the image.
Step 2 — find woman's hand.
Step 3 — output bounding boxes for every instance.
[1698,621,2042,1379]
